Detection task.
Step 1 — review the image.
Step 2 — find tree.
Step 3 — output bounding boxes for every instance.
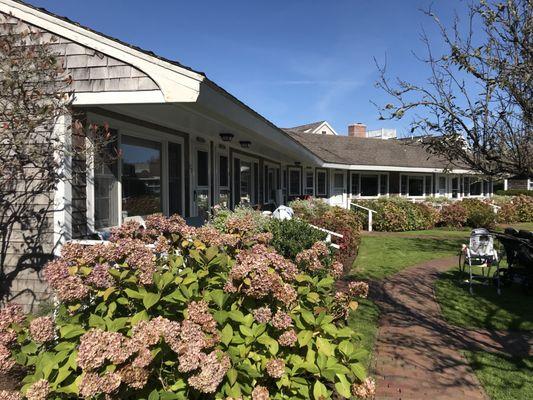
[376,0,532,178]
[0,19,114,304]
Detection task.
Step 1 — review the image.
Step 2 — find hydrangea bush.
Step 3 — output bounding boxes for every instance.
[0,214,372,399]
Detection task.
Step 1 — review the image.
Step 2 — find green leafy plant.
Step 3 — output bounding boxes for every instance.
[460,198,496,228]
[267,219,327,261]
[0,214,372,399]
[439,202,468,228]
[495,189,533,197]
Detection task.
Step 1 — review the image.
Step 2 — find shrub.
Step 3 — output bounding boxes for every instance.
[356,198,438,232]
[0,214,372,399]
[439,202,468,228]
[460,198,496,228]
[291,199,362,268]
[495,189,533,197]
[498,195,533,223]
[267,218,327,261]
[210,204,270,235]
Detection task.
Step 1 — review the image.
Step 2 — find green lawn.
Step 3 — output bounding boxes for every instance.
[348,299,380,370]
[351,234,464,280]
[435,270,533,331]
[464,351,533,400]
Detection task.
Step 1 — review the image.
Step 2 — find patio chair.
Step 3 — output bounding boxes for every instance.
[459,228,500,295]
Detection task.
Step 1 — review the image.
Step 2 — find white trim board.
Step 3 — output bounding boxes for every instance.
[73,90,165,105]
[322,163,475,174]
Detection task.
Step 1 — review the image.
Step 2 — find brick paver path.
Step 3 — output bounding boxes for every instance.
[371,256,532,400]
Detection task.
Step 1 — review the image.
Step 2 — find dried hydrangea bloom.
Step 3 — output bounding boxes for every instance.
[196,225,236,247]
[0,329,17,347]
[132,347,153,369]
[55,275,90,303]
[77,329,131,371]
[42,259,70,287]
[251,385,270,400]
[174,320,208,373]
[251,232,273,245]
[0,344,15,373]
[295,241,330,272]
[0,303,25,331]
[25,379,50,400]
[331,261,344,279]
[351,377,376,399]
[225,214,256,235]
[154,235,171,253]
[59,242,85,264]
[109,220,142,241]
[265,358,285,379]
[188,350,230,394]
[348,281,369,299]
[118,364,149,389]
[272,283,297,307]
[187,300,217,333]
[0,390,21,400]
[252,307,272,324]
[125,242,157,285]
[271,310,292,330]
[79,372,121,397]
[278,329,297,347]
[29,316,55,344]
[131,320,161,347]
[85,263,114,289]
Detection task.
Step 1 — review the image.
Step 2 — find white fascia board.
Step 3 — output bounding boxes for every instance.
[196,82,323,164]
[1,0,203,102]
[73,90,165,105]
[322,163,475,174]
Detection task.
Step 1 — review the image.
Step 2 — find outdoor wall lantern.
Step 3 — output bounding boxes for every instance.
[239,140,252,149]
[219,132,234,142]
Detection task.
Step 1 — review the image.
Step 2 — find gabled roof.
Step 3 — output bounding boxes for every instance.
[287,131,465,170]
[285,121,327,134]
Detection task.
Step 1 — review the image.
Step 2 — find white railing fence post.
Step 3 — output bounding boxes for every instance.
[368,210,373,232]
[349,202,377,232]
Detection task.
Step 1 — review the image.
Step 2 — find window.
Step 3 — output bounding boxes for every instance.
[197,150,209,187]
[254,162,259,204]
[240,161,252,205]
[438,176,447,195]
[402,174,433,197]
[305,170,314,195]
[380,174,388,196]
[321,130,327,135]
[361,174,379,197]
[289,168,301,196]
[121,135,162,218]
[529,179,533,191]
[351,173,360,196]
[219,155,228,187]
[470,179,483,196]
[316,170,327,196]
[168,142,182,216]
[94,141,119,229]
[463,176,471,196]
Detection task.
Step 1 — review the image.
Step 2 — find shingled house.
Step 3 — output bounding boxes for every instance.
[0,0,493,309]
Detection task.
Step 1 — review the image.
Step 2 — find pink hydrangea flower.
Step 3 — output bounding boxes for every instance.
[29,316,55,344]
[265,358,285,379]
[25,379,50,400]
[252,385,270,400]
[351,377,376,399]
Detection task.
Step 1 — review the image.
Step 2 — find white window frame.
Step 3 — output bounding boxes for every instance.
[234,153,257,205]
[86,113,185,230]
[215,145,230,207]
[263,162,279,204]
[400,173,432,198]
[529,179,533,191]
[288,167,302,197]
[350,171,389,199]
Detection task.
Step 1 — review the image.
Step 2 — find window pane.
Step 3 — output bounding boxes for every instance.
[439,177,447,195]
[168,142,182,216]
[289,169,301,195]
[463,176,470,195]
[408,176,424,196]
[219,155,228,187]
[351,173,360,196]
[361,175,378,196]
[240,161,252,205]
[254,162,259,204]
[305,171,314,195]
[334,173,344,189]
[380,174,388,195]
[424,175,432,196]
[197,151,208,187]
[121,135,162,218]
[317,171,326,195]
[470,179,482,195]
[94,133,118,229]
[401,175,408,195]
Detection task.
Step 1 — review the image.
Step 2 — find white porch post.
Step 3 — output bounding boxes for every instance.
[53,114,73,256]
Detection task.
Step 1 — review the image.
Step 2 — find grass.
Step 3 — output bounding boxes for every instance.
[496,222,533,231]
[435,270,533,331]
[348,299,380,370]
[351,234,464,280]
[464,351,533,400]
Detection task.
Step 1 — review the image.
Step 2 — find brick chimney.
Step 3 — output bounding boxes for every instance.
[348,123,366,137]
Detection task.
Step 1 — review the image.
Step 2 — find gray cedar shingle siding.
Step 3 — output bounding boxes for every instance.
[0,11,159,94]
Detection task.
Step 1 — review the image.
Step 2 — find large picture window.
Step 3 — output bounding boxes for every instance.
[351,173,387,197]
[288,168,301,196]
[121,135,162,218]
[401,174,432,197]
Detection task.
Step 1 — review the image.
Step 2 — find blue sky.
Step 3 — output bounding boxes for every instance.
[26,0,470,136]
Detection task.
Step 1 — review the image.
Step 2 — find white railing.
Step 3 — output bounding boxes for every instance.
[308,224,343,250]
[350,202,377,232]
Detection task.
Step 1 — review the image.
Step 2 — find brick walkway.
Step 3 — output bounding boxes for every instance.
[371,256,532,400]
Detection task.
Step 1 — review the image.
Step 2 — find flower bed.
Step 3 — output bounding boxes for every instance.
[0,213,373,399]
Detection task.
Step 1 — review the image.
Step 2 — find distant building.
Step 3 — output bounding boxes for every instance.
[347,123,396,139]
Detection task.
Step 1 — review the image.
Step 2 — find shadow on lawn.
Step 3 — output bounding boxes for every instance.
[371,262,531,391]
